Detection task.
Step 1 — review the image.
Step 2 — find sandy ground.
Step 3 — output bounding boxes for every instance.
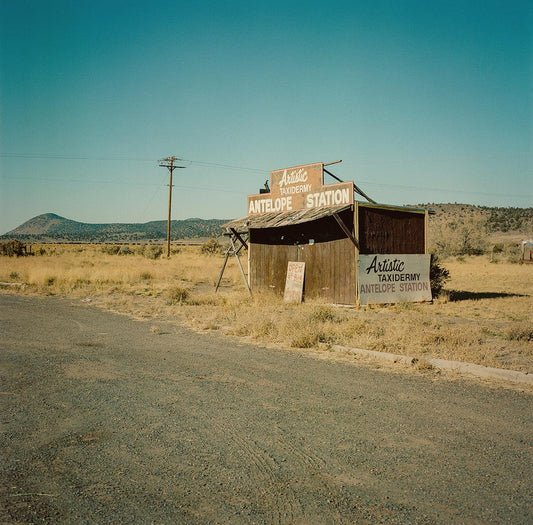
[1,294,532,524]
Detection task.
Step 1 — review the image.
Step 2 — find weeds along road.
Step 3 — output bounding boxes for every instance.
[1,295,531,524]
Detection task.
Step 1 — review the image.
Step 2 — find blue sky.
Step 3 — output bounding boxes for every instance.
[1,0,531,233]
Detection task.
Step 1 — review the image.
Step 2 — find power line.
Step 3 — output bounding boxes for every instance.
[139,172,168,221]
[0,175,160,186]
[1,152,530,199]
[183,159,269,174]
[0,153,156,162]
[354,151,533,165]
[1,173,528,199]
[0,173,251,194]
[2,151,530,165]
[0,152,269,174]
[357,180,531,199]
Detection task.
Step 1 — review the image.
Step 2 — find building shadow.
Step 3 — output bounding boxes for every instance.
[448,290,528,301]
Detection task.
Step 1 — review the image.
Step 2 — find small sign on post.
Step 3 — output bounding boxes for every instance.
[284,261,305,303]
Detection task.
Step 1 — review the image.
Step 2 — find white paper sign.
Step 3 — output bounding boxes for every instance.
[284,261,305,303]
[358,254,431,305]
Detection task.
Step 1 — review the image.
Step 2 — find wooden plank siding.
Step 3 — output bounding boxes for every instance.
[357,206,426,254]
[246,204,426,304]
[249,209,356,304]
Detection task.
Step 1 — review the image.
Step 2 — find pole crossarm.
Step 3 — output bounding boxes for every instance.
[158,156,187,169]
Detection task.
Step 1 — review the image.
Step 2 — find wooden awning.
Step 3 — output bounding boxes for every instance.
[222,204,352,231]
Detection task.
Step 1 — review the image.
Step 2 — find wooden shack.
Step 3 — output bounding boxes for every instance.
[223,162,431,305]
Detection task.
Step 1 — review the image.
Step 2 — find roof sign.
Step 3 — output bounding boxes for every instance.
[247,162,354,215]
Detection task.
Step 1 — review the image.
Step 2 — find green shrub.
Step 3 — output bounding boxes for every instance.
[201,238,222,255]
[101,245,120,255]
[430,254,450,299]
[0,240,28,257]
[505,244,521,264]
[143,245,163,260]
[119,246,134,255]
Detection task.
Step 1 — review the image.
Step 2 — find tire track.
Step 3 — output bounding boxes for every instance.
[214,419,303,524]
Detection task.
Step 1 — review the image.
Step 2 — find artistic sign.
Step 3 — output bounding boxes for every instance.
[358,254,431,305]
[247,162,354,215]
[284,261,306,303]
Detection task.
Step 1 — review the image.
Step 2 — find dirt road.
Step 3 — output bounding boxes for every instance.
[1,295,531,524]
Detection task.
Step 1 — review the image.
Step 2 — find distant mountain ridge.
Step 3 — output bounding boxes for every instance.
[2,213,229,242]
[2,205,532,244]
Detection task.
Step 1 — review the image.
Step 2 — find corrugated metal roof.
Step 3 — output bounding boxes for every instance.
[222,204,352,231]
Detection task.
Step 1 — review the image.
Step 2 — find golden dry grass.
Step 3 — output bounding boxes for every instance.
[1,246,531,372]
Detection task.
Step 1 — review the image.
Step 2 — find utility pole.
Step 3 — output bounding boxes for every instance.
[158,156,186,257]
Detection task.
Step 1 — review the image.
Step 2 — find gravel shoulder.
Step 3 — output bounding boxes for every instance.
[1,294,532,524]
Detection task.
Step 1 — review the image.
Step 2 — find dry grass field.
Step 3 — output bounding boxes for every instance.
[1,244,531,373]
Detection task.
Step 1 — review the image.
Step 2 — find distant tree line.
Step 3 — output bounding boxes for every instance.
[426,204,532,259]
[484,207,533,233]
[0,240,32,256]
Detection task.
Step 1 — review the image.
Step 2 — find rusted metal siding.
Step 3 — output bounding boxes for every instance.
[249,210,356,304]
[357,206,425,254]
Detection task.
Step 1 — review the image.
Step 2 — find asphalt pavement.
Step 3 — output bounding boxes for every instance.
[1,294,532,524]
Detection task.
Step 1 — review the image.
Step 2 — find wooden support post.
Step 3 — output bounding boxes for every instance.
[214,249,231,292]
[231,236,251,294]
[424,210,429,254]
[323,167,376,204]
[323,167,343,183]
[230,228,248,250]
[353,183,376,204]
[333,212,360,249]
[215,230,250,294]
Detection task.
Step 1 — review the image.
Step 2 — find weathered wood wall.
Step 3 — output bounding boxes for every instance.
[357,206,425,254]
[249,210,356,304]
[248,205,426,304]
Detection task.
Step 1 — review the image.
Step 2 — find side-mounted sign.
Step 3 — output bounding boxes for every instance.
[358,254,432,305]
[247,162,354,215]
